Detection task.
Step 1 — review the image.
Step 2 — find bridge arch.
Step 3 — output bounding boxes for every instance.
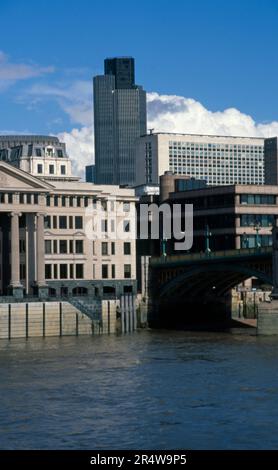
[159,263,273,300]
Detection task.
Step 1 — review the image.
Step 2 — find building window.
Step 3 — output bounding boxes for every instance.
[46,196,51,206]
[49,164,55,175]
[111,242,115,255]
[59,216,67,229]
[34,194,38,204]
[37,164,43,174]
[69,240,73,253]
[35,148,42,157]
[61,165,66,175]
[53,240,58,253]
[102,264,108,279]
[112,264,115,279]
[101,220,108,232]
[26,194,32,204]
[60,264,68,279]
[61,196,66,207]
[57,149,63,158]
[45,264,52,279]
[53,216,57,229]
[59,240,67,254]
[69,196,74,207]
[8,193,13,203]
[123,202,130,212]
[123,220,130,232]
[124,242,131,255]
[124,264,131,278]
[19,193,24,204]
[75,216,83,229]
[77,196,81,207]
[76,264,84,279]
[75,240,83,254]
[45,240,52,254]
[53,264,58,279]
[44,216,51,229]
[69,264,74,279]
[102,242,108,255]
[54,196,59,207]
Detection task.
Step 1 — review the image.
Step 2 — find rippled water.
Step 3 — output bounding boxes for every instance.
[1,330,278,449]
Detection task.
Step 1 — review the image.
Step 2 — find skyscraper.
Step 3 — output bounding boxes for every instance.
[93,57,147,186]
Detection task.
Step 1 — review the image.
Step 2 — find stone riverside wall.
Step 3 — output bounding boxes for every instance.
[0,301,119,340]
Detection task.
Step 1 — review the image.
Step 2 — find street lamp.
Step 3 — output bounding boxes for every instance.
[253,220,261,249]
[204,224,212,255]
[242,232,249,249]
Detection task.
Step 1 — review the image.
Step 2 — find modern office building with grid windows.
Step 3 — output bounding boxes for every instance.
[135,132,265,187]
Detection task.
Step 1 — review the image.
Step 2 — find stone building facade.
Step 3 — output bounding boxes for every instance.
[0,136,137,299]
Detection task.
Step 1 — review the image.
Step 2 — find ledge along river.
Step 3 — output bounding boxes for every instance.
[1,329,278,449]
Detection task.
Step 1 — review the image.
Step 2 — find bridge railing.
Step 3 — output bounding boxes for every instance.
[150,246,273,266]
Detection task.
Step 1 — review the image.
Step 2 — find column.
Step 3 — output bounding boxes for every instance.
[9,212,23,298]
[36,213,48,299]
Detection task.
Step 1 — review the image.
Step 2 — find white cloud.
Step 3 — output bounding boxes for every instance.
[0,51,54,91]
[57,126,93,179]
[147,92,278,138]
[26,80,93,126]
[56,92,278,179]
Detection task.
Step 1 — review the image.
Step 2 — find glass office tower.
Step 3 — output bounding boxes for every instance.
[93,57,146,186]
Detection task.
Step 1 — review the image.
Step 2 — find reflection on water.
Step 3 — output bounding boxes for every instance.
[1,330,278,449]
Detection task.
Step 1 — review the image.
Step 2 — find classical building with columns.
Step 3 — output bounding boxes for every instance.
[0,136,137,299]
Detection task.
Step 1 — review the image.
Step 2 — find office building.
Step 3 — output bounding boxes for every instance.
[93,57,147,186]
[85,164,95,183]
[135,132,265,187]
[0,136,137,298]
[264,137,278,185]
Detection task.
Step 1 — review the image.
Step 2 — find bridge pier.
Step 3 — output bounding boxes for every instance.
[257,225,278,335]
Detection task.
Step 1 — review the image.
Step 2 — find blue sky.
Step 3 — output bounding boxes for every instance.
[1,0,278,171]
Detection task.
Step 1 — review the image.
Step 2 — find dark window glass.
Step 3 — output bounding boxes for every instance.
[112,264,115,278]
[61,165,66,175]
[111,242,115,255]
[75,240,83,254]
[102,242,108,255]
[60,264,68,279]
[45,240,52,254]
[124,264,131,278]
[37,164,43,174]
[44,216,51,229]
[76,264,84,279]
[59,216,67,229]
[34,194,38,204]
[102,264,108,279]
[53,216,57,229]
[75,216,83,229]
[57,149,63,158]
[59,240,67,254]
[69,216,73,229]
[26,193,31,204]
[49,164,54,174]
[8,193,13,203]
[45,264,52,279]
[36,148,42,157]
[61,196,66,207]
[124,242,131,255]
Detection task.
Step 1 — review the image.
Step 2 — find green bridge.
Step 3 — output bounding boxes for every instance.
[148,247,274,328]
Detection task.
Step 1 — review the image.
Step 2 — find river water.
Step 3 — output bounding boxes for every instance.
[1,330,278,450]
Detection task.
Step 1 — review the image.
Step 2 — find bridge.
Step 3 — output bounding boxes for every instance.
[148,246,274,328]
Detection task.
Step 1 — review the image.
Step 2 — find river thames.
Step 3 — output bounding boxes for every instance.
[1,330,278,450]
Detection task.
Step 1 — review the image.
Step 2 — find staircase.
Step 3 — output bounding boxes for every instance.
[64,297,102,323]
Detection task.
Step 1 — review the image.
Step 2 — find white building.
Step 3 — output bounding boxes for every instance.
[0,136,137,299]
[135,132,265,187]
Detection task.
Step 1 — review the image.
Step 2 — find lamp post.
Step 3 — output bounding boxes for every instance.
[204,224,212,255]
[253,220,261,249]
[242,232,249,249]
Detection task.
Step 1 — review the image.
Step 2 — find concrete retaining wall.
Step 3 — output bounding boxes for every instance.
[0,302,93,339]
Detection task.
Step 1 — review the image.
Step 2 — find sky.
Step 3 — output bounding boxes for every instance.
[1,0,278,176]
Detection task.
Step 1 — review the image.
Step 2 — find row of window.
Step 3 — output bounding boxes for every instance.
[44,215,83,230]
[45,263,84,279]
[101,241,131,255]
[240,215,275,227]
[45,239,84,255]
[37,163,66,175]
[46,195,130,211]
[0,193,39,204]
[44,263,132,280]
[240,194,276,205]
